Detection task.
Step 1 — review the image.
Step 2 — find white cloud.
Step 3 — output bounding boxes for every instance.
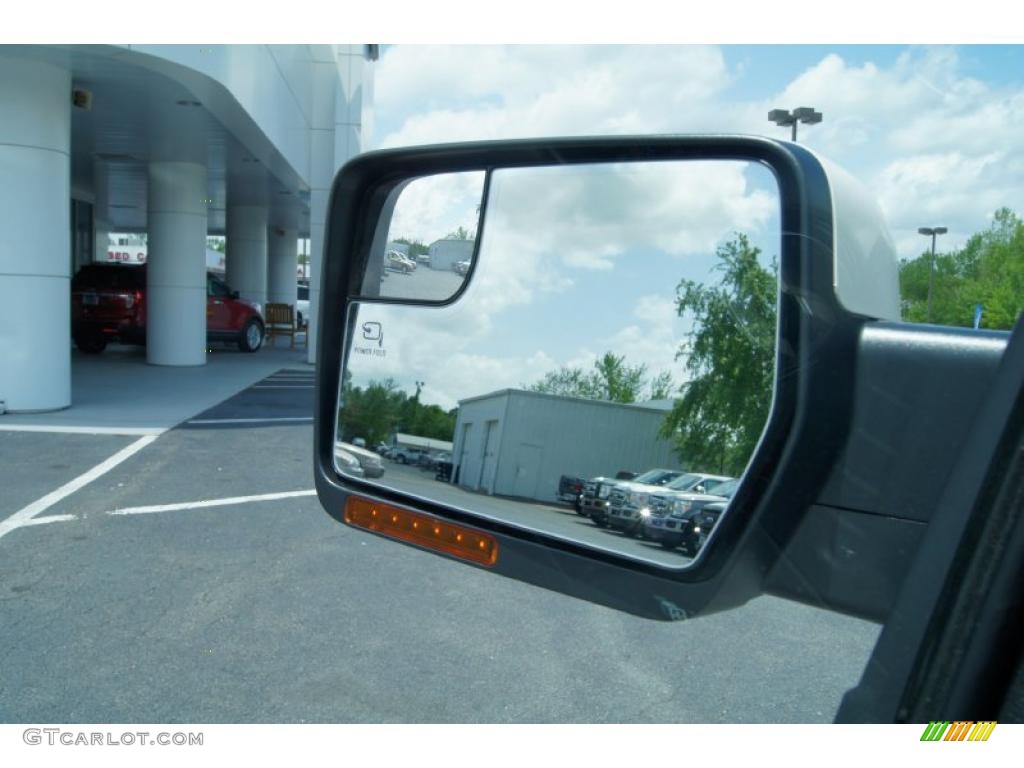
[376,45,732,147]
[344,45,1024,417]
[387,171,485,245]
[740,47,1024,255]
[605,293,692,387]
[375,45,1024,261]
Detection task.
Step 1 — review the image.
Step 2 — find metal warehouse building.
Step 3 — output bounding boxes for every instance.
[428,238,474,271]
[452,389,679,503]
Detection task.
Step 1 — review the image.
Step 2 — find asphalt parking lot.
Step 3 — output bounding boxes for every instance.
[380,262,465,301]
[372,462,693,566]
[0,369,882,723]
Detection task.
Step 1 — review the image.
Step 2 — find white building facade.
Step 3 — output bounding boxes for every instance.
[0,44,374,412]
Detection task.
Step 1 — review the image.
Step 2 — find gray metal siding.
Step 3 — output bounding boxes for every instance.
[494,391,679,503]
[428,239,475,271]
[452,393,508,493]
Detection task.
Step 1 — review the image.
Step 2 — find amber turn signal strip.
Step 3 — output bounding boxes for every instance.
[344,496,499,567]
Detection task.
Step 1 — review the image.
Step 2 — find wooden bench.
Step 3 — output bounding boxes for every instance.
[264,303,307,349]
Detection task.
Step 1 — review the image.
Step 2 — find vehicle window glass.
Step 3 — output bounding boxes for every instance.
[634,469,673,485]
[708,478,738,496]
[208,276,230,298]
[666,473,702,490]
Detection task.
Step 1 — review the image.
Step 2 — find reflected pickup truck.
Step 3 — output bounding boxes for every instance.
[643,477,740,552]
[578,471,639,526]
[604,468,686,535]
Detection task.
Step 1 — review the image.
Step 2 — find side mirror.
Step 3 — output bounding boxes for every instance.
[315,135,901,622]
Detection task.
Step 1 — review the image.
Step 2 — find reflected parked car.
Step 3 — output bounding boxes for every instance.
[391,446,428,464]
[557,475,585,506]
[682,499,729,556]
[611,472,730,538]
[642,472,732,519]
[334,446,365,478]
[453,259,470,276]
[428,451,452,471]
[577,476,617,524]
[386,250,417,273]
[602,468,684,533]
[336,441,385,478]
[643,477,740,552]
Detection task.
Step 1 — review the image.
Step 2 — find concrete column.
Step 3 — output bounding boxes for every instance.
[305,46,372,364]
[307,54,337,364]
[146,161,208,366]
[225,205,268,306]
[0,57,71,412]
[93,159,111,264]
[268,226,298,307]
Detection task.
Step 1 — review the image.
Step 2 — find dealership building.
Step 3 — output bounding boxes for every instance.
[452,389,680,503]
[0,44,373,412]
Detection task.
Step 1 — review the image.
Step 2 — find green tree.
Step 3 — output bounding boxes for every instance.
[899,208,1024,329]
[338,378,404,446]
[446,226,474,241]
[661,233,776,476]
[528,351,670,404]
[393,238,430,259]
[647,371,675,400]
[338,379,456,446]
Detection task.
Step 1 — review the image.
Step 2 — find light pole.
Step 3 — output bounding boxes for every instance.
[918,226,948,323]
[768,106,823,142]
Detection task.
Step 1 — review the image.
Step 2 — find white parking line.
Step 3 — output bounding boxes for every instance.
[0,435,158,541]
[187,417,313,425]
[21,514,78,527]
[106,489,316,516]
[0,425,165,436]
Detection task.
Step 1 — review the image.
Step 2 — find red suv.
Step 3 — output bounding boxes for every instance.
[71,264,265,354]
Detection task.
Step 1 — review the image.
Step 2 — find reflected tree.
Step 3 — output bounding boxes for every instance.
[661,233,777,476]
[339,378,456,446]
[528,351,672,404]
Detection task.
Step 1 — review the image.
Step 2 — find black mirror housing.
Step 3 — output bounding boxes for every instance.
[314,135,882,622]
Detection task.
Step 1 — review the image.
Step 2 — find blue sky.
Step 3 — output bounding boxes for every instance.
[355,44,1024,409]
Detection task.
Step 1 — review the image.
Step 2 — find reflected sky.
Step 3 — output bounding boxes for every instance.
[349,160,780,411]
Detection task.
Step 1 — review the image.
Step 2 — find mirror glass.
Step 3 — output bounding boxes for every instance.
[336,160,780,567]
[363,171,485,302]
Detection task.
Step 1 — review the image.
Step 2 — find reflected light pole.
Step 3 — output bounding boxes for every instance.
[768,107,823,142]
[918,226,948,323]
